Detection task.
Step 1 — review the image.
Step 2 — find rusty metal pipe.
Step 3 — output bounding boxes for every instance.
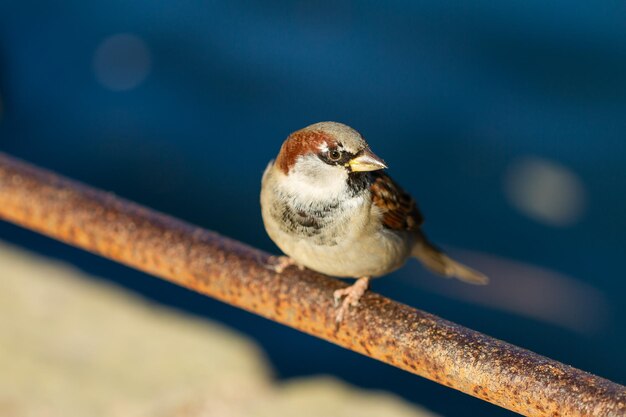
[0,152,624,417]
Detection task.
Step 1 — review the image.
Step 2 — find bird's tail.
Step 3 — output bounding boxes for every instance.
[412,231,488,285]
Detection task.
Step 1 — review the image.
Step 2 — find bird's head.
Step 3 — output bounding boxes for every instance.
[274,122,386,198]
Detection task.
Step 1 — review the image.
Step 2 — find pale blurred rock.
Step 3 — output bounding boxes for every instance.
[0,241,438,417]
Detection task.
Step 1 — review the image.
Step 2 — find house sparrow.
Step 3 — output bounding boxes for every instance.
[261,121,488,323]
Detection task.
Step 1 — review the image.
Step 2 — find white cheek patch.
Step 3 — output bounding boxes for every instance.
[280,155,349,201]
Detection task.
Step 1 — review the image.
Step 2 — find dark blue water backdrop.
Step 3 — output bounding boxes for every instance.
[1,2,625,415]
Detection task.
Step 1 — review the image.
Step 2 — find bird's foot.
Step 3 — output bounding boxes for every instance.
[266,255,305,273]
[333,277,370,324]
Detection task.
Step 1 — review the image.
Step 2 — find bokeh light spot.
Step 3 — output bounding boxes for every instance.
[93,34,151,91]
[504,156,587,227]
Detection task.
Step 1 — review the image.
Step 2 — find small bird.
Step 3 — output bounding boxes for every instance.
[260,122,487,323]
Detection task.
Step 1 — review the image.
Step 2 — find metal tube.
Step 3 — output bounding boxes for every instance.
[0,152,624,417]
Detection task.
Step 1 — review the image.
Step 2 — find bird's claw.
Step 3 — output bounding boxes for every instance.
[333,277,370,324]
[266,256,304,273]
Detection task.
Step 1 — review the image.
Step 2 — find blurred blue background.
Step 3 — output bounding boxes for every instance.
[1,1,625,415]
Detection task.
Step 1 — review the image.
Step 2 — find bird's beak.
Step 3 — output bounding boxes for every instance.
[348,149,387,172]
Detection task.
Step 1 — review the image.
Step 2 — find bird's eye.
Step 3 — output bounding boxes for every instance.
[328,149,342,161]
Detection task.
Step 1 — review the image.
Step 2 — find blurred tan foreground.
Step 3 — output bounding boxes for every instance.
[0,241,438,417]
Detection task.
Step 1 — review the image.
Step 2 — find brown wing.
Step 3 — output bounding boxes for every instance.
[370,171,424,232]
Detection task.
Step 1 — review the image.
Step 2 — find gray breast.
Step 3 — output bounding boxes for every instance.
[269,192,343,246]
